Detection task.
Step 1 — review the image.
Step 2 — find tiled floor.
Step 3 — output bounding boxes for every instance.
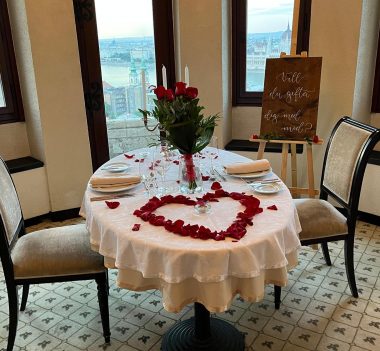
[0,219,379,350]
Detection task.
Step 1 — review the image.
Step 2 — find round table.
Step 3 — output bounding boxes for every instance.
[80,148,301,350]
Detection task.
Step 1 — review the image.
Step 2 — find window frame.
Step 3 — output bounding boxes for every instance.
[73,0,175,170]
[0,0,24,124]
[371,30,380,113]
[232,0,312,107]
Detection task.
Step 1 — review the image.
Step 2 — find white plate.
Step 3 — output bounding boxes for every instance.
[250,182,281,194]
[101,162,130,173]
[89,182,141,193]
[226,168,272,179]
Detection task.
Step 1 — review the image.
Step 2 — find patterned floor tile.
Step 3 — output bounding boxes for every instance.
[353,329,379,350]
[359,314,380,336]
[288,326,322,350]
[282,292,311,311]
[332,306,363,327]
[273,306,304,324]
[298,312,329,333]
[262,318,294,340]
[127,328,160,351]
[325,320,358,343]
[251,333,285,351]
[317,335,350,351]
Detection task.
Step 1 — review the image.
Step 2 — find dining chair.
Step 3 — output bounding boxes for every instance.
[0,157,110,350]
[274,116,380,309]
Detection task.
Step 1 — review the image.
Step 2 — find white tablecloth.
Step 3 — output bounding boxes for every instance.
[81,148,301,312]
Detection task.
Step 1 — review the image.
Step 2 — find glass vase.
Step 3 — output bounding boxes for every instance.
[180,154,203,194]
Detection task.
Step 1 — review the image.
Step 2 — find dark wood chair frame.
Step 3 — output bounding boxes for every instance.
[0,160,110,350]
[274,116,380,309]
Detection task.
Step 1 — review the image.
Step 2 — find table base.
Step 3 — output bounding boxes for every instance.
[161,303,245,351]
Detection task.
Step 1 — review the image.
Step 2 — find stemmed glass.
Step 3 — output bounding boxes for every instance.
[208,135,219,175]
[138,147,158,197]
[154,144,173,195]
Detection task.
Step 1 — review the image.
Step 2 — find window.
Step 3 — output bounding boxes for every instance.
[0,0,24,123]
[74,0,175,169]
[232,0,312,106]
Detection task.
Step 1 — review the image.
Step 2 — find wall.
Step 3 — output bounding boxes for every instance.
[0,122,30,160]
[174,0,231,148]
[4,0,93,215]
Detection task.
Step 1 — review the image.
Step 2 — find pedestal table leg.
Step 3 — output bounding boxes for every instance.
[161,302,245,350]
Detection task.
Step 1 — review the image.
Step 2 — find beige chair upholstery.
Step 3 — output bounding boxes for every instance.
[12,224,105,279]
[0,159,22,243]
[294,199,347,240]
[323,122,371,203]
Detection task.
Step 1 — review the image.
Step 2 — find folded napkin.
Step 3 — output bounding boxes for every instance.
[224,159,271,174]
[90,175,141,188]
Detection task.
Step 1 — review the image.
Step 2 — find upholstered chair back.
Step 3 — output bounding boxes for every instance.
[323,121,371,204]
[0,158,23,245]
[321,117,380,221]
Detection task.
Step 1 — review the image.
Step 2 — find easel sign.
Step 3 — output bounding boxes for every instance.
[260,56,322,140]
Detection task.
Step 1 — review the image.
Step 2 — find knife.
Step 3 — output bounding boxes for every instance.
[214,168,227,181]
[90,193,134,202]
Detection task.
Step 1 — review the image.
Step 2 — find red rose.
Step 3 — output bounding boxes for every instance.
[165,88,175,102]
[175,82,187,96]
[154,86,166,100]
[185,87,198,99]
[313,135,319,143]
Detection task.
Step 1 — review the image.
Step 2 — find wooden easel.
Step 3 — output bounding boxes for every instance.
[249,138,323,198]
[252,50,322,198]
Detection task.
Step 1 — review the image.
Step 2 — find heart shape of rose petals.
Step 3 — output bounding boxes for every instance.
[105,201,120,209]
[133,187,263,241]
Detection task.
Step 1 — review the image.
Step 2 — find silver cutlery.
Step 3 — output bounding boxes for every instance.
[90,193,135,202]
[214,168,227,181]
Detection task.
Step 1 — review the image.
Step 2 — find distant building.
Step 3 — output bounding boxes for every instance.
[103,86,127,118]
[247,23,292,72]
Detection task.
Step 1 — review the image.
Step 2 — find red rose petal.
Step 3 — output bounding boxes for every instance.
[105,201,120,209]
[124,154,134,159]
[251,134,259,139]
[267,205,278,211]
[313,135,319,143]
[211,181,222,190]
[202,175,210,181]
[132,224,141,231]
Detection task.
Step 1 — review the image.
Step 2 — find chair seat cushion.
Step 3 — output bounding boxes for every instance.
[294,199,348,241]
[12,224,105,279]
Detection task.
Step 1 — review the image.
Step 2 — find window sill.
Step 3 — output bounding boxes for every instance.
[5,156,44,174]
[225,139,304,154]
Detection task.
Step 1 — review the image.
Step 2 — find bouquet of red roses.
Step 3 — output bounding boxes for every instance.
[140,82,218,191]
[139,82,218,155]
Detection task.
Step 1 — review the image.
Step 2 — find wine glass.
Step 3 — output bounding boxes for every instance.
[154,148,172,195]
[208,135,219,175]
[138,146,158,197]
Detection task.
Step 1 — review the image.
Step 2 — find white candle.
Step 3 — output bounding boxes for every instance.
[185,65,189,86]
[141,70,147,110]
[162,65,167,88]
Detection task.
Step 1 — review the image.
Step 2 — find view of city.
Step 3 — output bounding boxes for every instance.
[95,0,293,155]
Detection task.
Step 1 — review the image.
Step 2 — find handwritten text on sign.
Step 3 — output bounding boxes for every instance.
[260,57,322,140]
